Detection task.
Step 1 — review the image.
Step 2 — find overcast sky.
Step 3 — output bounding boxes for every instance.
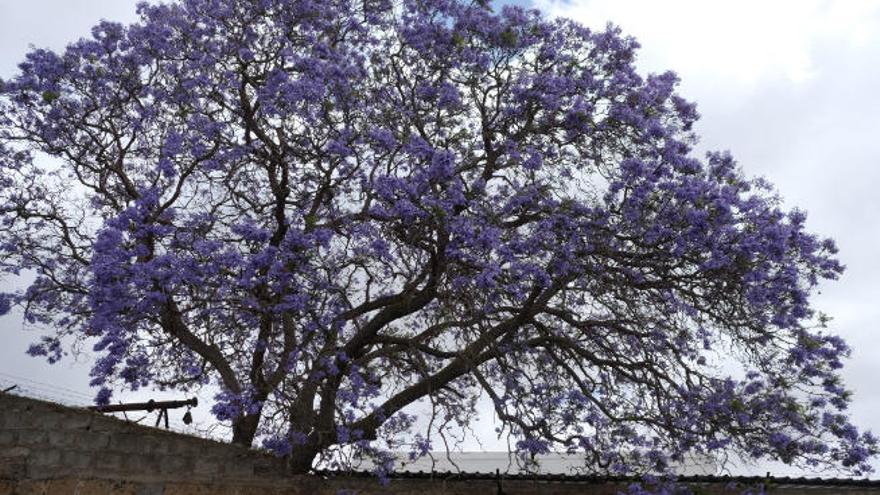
[1,0,879,476]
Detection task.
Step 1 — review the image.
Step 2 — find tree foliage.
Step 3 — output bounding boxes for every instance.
[0,0,875,477]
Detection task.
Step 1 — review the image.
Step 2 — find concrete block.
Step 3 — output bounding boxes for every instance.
[160,455,194,476]
[61,413,95,430]
[26,449,61,468]
[109,432,148,453]
[32,411,66,430]
[191,442,230,459]
[0,448,29,458]
[88,416,127,432]
[142,435,164,455]
[193,457,221,478]
[7,408,36,429]
[76,431,111,450]
[223,460,256,480]
[0,431,17,446]
[93,452,127,474]
[48,431,78,448]
[0,400,24,415]
[168,438,202,456]
[254,457,287,477]
[59,449,93,472]
[15,430,48,446]
[0,457,26,481]
[118,451,157,476]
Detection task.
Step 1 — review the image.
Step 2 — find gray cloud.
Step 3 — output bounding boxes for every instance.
[0,1,143,75]
[534,0,880,474]
[2,0,879,475]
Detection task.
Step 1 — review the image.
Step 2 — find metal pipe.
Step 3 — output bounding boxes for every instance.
[88,397,198,413]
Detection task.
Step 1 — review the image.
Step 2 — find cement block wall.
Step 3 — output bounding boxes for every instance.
[1,392,878,494]
[0,392,299,493]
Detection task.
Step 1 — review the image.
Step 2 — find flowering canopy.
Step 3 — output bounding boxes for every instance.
[0,0,875,478]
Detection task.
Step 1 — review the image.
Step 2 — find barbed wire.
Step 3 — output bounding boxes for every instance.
[0,371,93,405]
[0,373,228,442]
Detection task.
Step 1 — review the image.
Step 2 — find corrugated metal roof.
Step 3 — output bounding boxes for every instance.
[390,452,716,476]
[315,470,880,487]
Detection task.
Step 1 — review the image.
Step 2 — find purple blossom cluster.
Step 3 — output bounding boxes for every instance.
[0,0,875,486]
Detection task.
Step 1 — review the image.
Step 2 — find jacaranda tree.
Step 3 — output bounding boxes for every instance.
[0,0,875,478]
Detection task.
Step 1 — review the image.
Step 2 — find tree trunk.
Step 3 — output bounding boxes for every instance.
[231,413,260,447]
[288,444,320,474]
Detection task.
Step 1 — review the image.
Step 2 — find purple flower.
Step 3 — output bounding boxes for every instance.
[0,0,872,480]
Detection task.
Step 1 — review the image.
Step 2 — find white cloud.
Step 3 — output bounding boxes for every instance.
[0,1,142,77]
[533,0,880,87]
[529,0,880,473]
